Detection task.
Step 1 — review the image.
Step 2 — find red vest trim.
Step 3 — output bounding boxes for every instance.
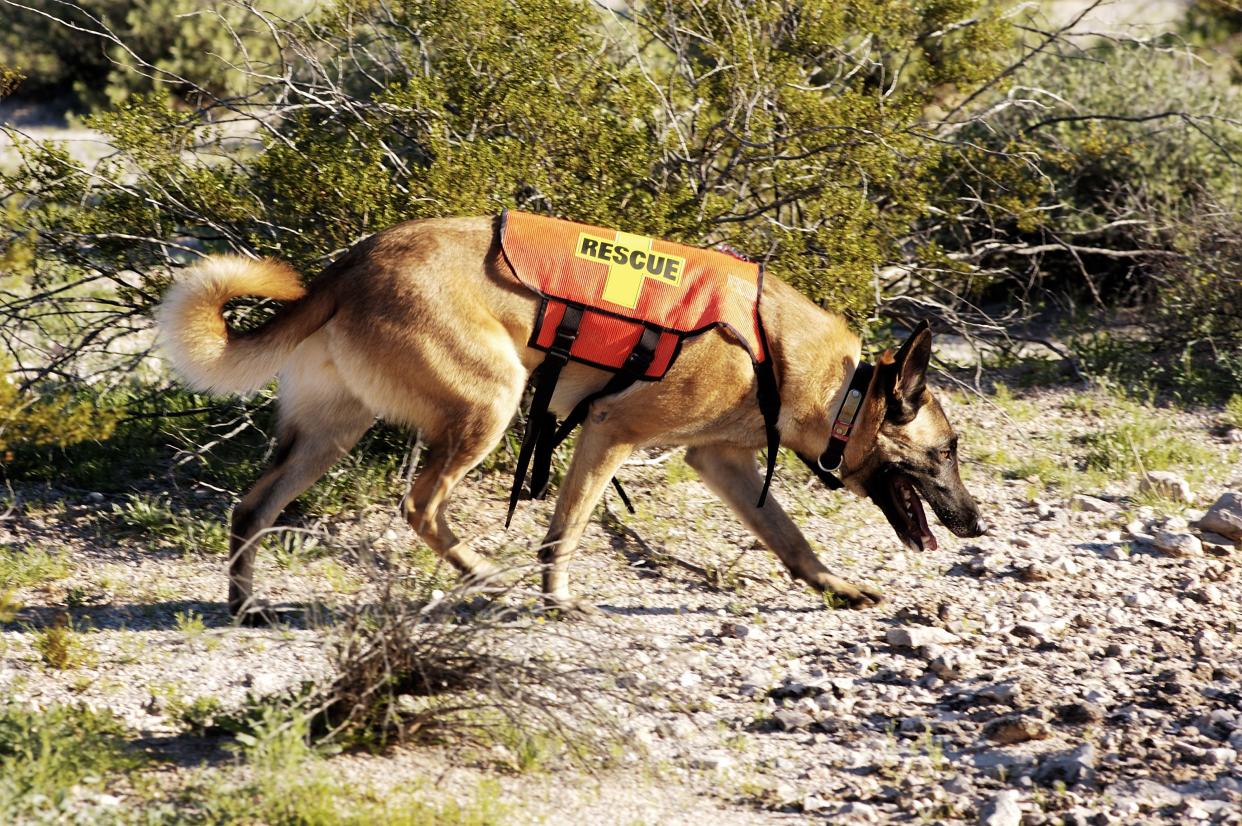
[500,210,768,378]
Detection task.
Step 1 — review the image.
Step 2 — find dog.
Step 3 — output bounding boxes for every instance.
[156,215,987,620]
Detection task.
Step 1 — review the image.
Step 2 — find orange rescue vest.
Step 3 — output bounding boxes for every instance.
[498,210,781,521]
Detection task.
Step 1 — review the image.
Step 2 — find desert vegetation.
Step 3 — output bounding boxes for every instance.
[2,0,1241,823]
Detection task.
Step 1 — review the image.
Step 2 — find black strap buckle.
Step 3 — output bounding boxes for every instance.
[813,361,872,483]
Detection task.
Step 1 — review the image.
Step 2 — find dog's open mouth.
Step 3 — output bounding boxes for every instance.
[871,472,938,552]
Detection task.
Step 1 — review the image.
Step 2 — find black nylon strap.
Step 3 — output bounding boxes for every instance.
[552,326,661,447]
[507,305,583,527]
[530,325,661,514]
[754,358,781,507]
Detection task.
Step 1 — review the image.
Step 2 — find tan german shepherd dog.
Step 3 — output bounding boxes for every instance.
[157,216,987,621]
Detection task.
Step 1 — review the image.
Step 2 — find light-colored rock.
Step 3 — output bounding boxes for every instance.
[978,790,1022,826]
[1033,743,1096,787]
[976,681,1024,706]
[690,752,736,771]
[886,625,959,648]
[1205,747,1237,766]
[1150,530,1203,558]
[773,708,814,731]
[1196,492,1242,540]
[835,802,880,823]
[982,715,1052,745]
[1198,531,1239,555]
[1071,494,1112,514]
[1140,471,1194,503]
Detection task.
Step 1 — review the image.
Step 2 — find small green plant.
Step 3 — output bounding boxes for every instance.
[109,493,228,556]
[0,544,70,589]
[1224,394,1242,428]
[0,590,20,623]
[177,696,227,735]
[174,608,206,638]
[31,616,94,670]
[0,702,143,820]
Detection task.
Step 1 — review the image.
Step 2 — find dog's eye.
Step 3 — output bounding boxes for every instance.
[939,448,952,461]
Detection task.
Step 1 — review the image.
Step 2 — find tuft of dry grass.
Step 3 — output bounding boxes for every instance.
[285,574,631,771]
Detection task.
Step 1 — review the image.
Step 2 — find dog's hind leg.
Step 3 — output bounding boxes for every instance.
[400,393,524,583]
[228,377,373,620]
[685,444,883,608]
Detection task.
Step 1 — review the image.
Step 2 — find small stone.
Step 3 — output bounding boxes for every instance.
[983,715,1052,745]
[678,671,701,688]
[978,790,1022,826]
[690,753,736,771]
[1198,532,1238,555]
[836,802,880,823]
[968,553,1005,576]
[1197,492,1242,541]
[1057,702,1104,725]
[886,625,959,648]
[1193,628,1222,657]
[1163,515,1191,532]
[87,491,105,503]
[930,651,971,680]
[1226,428,1242,443]
[1205,747,1237,766]
[383,528,399,541]
[976,681,1024,707]
[1102,545,1129,561]
[802,793,833,813]
[1018,591,1054,614]
[721,621,753,639]
[1151,531,1203,558]
[1020,563,1051,582]
[1071,494,1113,514]
[772,709,814,731]
[1140,471,1194,504]
[1032,743,1096,787]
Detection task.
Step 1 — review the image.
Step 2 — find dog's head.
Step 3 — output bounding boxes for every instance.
[841,321,987,551]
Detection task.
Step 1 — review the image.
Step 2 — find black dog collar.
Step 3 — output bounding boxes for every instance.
[798,361,873,489]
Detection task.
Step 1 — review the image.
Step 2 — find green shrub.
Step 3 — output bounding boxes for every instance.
[931,39,1242,398]
[0,0,309,110]
[0,702,142,819]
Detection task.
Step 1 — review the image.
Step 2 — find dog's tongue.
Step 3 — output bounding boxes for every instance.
[911,493,938,551]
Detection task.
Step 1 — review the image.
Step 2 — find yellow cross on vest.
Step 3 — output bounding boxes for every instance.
[574,230,686,309]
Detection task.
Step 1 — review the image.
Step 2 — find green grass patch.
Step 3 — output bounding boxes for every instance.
[0,544,70,589]
[109,493,229,556]
[182,705,510,825]
[1224,394,1242,428]
[0,702,144,820]
[960,387,1234,496]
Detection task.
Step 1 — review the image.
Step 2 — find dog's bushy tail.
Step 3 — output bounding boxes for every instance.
[155,255,334,395]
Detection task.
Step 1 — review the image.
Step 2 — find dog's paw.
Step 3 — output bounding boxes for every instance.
[231,605,282,628]
[813,575,884,609]
[543,596,605,622]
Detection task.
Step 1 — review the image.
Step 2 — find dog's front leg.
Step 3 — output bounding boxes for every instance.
[539,423,635,613]
[685,445,883,608]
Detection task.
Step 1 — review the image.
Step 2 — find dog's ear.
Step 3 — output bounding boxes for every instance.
[885,320,931,422]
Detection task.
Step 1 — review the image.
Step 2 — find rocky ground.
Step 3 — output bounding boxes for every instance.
[2,381,1241,824]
